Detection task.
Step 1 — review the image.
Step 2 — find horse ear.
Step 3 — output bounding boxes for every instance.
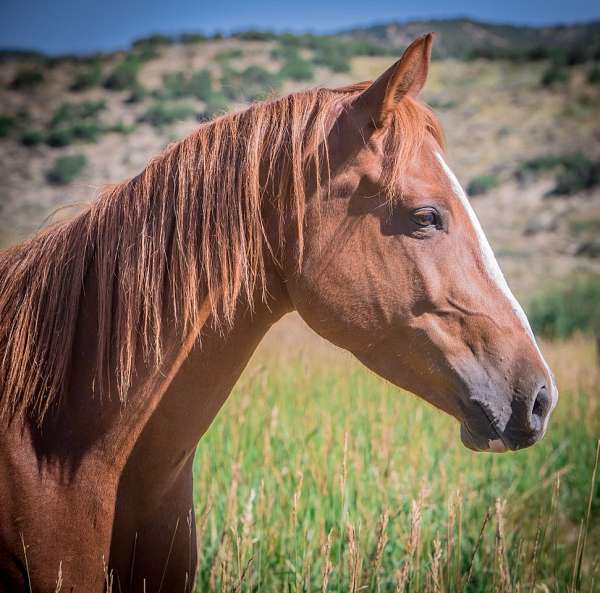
[356,33,434,129]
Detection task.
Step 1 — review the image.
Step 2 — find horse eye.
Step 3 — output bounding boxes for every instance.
[412,208,439,228]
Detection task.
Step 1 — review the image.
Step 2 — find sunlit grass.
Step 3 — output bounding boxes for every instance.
[192,334,600,592]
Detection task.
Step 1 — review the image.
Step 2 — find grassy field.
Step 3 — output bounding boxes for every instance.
[191,327,600,592]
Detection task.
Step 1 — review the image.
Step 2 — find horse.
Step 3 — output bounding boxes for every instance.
[0,34,557,592]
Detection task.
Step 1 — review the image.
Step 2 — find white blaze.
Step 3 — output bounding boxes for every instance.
[435,152,558,424]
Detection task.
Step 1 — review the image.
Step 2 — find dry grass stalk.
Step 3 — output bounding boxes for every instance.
[321,528,334,593]
[494,498,512,593]
[346,522,361,593]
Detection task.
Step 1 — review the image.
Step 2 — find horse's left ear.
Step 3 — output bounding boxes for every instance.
[356,33,433,129]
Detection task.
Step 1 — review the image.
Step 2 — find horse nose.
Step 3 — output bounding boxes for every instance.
[504,384,551,449]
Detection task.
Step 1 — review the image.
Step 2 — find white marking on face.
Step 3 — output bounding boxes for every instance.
[435,152,558,428]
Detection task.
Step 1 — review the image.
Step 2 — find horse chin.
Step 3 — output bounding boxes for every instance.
[460,423,508,453]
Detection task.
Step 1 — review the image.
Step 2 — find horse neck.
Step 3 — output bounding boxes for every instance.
[40,256,292,476]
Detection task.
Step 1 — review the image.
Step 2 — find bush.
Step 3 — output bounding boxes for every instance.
[239,65,280,101]
[161,72,189,99]
[528,276,600,338]
[46,154,87,185]
[21,129,45,146]
[203,92,229,119]
[126,84,147,104]
[541,65,569,87]
[50,100,106,127]
[140,102,196,127]
[311,38,352,73]
[467,174,498,196]
[71,62,102,91]
[588,66,600,85]
[279,56,314,81]
[215,48,243,61]
[46,128,75,147]
[188,70,213,101]
[0,115,15,138]
[10,68,44,90]
[104,58,140,91]
[180,33,207,44]
[552,154,600,195]
[518,153,600,195]
[221,66,279,102]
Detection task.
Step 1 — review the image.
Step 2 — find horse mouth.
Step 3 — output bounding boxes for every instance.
[460,404,509,453]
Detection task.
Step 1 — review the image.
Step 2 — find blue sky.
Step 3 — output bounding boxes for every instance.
[2,0,600,55]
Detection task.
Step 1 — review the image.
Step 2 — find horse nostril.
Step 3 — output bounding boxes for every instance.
[531,385,550,431]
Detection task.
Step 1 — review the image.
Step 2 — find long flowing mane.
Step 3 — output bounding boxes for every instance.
[0,83,443,424]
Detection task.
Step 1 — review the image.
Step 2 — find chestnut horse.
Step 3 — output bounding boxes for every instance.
[0,35,557,591]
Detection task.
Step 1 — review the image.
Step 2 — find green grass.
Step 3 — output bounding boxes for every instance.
[192,338,600,592]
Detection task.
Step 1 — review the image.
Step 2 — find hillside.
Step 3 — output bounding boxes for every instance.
[0,23,599,301]
[343,17,600,60]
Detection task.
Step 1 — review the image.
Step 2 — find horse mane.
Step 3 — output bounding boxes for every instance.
[0,83,443,424]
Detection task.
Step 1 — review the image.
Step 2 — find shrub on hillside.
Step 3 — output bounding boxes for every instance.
[104,58,141,91]
[180,33,207,44]
[140,102,196,127]
[552,154,600,195]
[10,68,44,90]
[20,129,45,146]
[279,56,314,81]
[46,154,87,185]
[312,39,352,73]
[71,61,102,91]
[0,115,15,138]
[214,48,243,61]
[588,66,600,85]
[203,93,229,119]
[518,153,600,195]
[467,174,498,196]
[220,66,279,102]
[529,276,600,338]
[541,64,569,87]
[51,101,106,127]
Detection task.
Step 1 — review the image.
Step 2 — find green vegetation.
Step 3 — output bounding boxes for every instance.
[50,100,106,127]
[20,129,44,146]
[467,173,498,196]
[529,276,600,338]
[191,340,600,592]
[104,57,141,91]
[70,61,102,91]
[46,154,87,185]
[312,38,353,73]
[180,33,207,45]
[159,69,214,101]
[0,115,15,138]
[203,93,229,119]
[278,54,314,81]
[140,102,196,127]
[541,64,570,87]
[518,153,600,195]
[18,100,132,148]
[588,66,600,84]
[10,68,44,90]
[221,65,280,102]
[214,48,243,61]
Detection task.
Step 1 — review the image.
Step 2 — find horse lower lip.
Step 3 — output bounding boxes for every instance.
[488,438,508,453]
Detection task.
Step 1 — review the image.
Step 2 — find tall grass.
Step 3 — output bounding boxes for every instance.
[192,333,600,592]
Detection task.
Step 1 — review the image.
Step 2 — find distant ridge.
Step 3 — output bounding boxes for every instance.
[342,18,600,60]
[1,17,599,61]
